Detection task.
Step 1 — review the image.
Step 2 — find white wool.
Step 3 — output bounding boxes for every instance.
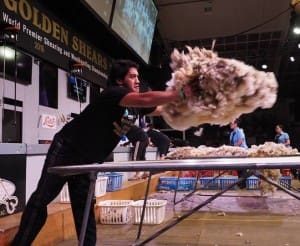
[166,142,299,159]
[162,47,278,130]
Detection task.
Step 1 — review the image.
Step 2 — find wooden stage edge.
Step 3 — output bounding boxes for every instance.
[0,171,175,246]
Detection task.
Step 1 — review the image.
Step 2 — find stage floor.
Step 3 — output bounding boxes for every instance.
[57,186,300,246]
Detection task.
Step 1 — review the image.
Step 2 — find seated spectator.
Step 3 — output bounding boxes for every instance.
[145,123,171,159]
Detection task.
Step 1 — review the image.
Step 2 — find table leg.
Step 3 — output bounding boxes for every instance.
[255,171,300,200]
[135,172,153,241]
[78,171,97,246]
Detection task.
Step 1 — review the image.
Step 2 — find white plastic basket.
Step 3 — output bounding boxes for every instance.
[95,176,108,197]
[59,177,108,203]
[98,200,133,224]
[60,183,70,203]
[132,199,167,225]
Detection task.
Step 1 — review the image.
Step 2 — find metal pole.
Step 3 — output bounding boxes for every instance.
[255,171,300,200]
[13,34,17,126]
[135,172,153,241]
[173,175,181,204]
[78,171,97,246]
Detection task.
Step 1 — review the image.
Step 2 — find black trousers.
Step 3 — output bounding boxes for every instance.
[132,140,148,161]
[237,170,247,188]
[12,135,96,246]
[157,140,170,157]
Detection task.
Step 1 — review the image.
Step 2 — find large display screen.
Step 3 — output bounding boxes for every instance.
[81,0,113,24]
[67,75,88,103]
[111,0,158,63]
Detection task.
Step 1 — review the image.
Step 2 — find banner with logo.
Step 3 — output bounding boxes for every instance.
[41,113,57,129]
[0,0,111,86]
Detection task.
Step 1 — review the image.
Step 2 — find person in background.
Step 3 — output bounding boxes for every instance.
[145,123,171,159]
[274,124,296,178]
[274,124,290,147]
[125,110,150,180]
[229,119,248,188]
[12,59,192,246]
[229,119,248,149]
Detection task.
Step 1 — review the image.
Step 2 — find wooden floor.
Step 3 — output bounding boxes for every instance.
[2,175,300,246]
[57,181,300,246]
[57,208,300,246]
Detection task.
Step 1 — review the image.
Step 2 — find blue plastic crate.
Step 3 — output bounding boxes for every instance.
[177,177,197,191]
[157,177,177,191]
[157,177,197,191]
[199,177,219,190]
[104,173,123,191]
[246,176,259,190]
[219,176,238,190]
[279,176,292,190]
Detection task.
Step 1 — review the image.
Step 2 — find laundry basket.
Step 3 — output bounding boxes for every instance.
[219,176,238,190]
[246,176,259,190]
[132,199,167,225]
[98,200,133,224]
[95,176,108,197]
[104,173,123,191]
[279,176,292,189]
[60,176,108,202]
[157,176,197,191]
[59,183,70,203]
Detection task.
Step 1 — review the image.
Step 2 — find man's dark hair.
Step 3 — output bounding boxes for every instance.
[107,59,139,87]
[233,118,241,125]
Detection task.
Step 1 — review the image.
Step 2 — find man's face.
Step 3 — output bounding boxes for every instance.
[230,122,237,130]
[120,67,140,92]
[275,126,281,134]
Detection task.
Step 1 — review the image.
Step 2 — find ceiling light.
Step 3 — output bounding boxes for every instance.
[261,64,268,69]
[293,27,300,34]
[290,56,295,62]
[0,46,15,59]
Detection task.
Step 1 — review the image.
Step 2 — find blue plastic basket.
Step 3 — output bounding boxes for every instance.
[219,176,238,190]
[157,177,197,191]
[246,176,259,190]
[104,173,123,191]
[279,176,292,190]
[157,177,177,191]
[177,177,197,191]
[199,177,219,190]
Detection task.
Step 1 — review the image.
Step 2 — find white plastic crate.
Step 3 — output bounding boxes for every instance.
[95,176,108,197]
[59,176,108,203]
[98,200,133,224]
[60,183,70,203]
[132,199,167,225]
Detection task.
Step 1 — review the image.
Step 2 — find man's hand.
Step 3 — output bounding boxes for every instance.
[182,85,193,99]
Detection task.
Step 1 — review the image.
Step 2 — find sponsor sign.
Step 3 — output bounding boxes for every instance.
[0,0,111,86]
[41,113,57,129]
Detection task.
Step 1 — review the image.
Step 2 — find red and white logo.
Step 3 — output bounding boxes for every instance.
[41,114,57,129]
